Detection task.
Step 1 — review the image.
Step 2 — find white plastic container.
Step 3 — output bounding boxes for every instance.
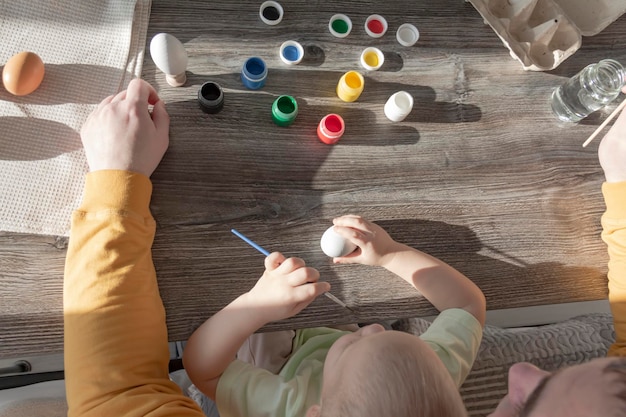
[466,0,626,71]
[384,91,414,122]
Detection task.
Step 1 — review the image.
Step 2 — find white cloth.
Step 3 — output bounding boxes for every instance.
[0,0,152,236]
[0,380,66,417]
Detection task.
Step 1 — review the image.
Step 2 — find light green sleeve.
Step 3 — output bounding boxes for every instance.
[216,328,345,417]
[216,360,304,417]
[419,308,483,387]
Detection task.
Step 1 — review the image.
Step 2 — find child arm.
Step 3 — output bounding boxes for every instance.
[332,215,486,326]
[183,252,329,399]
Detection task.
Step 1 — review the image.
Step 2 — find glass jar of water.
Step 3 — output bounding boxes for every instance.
[551,59,626,123]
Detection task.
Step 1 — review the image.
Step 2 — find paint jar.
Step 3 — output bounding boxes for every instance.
[551,59,626,122]
[396,23,419,46]
[365,14,388,38]
[328,14,352,38]
[360,47,384,71]
[279,40,304,65]
[198,81,224,114]
[272,95,298,126]
[259,1,283,25]
[317,114,345,145]
[241,57,268,90]
[336,70,364,102]
[384,91,413,122]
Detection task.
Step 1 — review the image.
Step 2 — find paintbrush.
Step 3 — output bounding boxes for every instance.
[231,228,352,311]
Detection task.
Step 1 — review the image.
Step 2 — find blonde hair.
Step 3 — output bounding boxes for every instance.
[319,340,468,417]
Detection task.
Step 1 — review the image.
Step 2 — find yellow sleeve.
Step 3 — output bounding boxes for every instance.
[63,170,203,417]
[601,181,626,357]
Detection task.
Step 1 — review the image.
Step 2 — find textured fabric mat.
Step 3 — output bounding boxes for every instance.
[396,313,615,417]
[0,0,152,236]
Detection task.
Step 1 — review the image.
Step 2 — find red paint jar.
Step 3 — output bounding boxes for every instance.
[317,114,345,145]
[364,14,388,38]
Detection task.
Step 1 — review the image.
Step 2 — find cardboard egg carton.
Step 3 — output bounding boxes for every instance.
[467,0,626,71]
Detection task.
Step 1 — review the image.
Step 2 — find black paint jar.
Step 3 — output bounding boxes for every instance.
[198,81,224,114]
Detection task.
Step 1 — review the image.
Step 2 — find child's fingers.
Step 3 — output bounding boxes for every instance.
[293,281,330,303]
[286,266,320,287]
[332,251,362,264]
[265,252,286,271]
[332,214,366,228]
[274,256,307,276]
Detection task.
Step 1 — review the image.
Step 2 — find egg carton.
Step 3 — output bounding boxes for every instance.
[467,0,626,71]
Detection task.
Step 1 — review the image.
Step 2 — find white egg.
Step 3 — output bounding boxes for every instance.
[320,226,357,258]
[149,33,188,86]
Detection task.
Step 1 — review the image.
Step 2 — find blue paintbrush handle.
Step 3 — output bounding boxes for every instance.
[231,229,270,256]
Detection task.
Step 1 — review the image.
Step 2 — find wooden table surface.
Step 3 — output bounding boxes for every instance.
[2,0,625,358]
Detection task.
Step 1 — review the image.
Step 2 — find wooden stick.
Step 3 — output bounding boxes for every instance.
[582,98,626,148]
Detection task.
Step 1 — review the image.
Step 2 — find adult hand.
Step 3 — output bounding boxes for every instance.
[598,86,626,183]
[80,78,170,177]
[246,252,328,323]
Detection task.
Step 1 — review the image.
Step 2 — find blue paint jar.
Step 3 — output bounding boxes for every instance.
[241,57,268,90]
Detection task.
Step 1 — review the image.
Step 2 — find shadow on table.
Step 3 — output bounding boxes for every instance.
[146,67,482,125]
[148,69,484,333]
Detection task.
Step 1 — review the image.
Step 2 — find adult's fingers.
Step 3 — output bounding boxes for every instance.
[110,89,127,103]
[151,100,170,133]
[125,78,160,105]
[96,94,115,110]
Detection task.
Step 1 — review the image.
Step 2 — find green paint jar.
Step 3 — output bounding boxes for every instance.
[271,95,298,126]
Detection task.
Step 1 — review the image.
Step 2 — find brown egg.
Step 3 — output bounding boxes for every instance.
[2,51,45,96]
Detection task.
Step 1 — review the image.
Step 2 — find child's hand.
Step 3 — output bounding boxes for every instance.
[80,78,170,177]
[331,215,402,267]
[246,252,329,324]
[598,86,626,183]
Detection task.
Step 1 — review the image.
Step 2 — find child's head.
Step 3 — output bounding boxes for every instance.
[306,324,467,417]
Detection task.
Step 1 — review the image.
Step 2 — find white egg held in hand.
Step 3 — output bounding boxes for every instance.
[320,226,357,257]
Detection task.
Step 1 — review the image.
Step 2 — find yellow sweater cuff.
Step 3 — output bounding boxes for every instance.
[81,170,153,218]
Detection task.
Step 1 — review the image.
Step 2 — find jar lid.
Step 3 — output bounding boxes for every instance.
[279,40,304,65]
[360,47,384,71]
[396,23,419,46]
[365,14,388,38]
[329,14,352,38]
[259,1,283,25]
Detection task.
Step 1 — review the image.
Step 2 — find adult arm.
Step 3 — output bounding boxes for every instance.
[63,79,203,416]
[598,93,626,356]
[64,171,203,416]
[601,182,626,357]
